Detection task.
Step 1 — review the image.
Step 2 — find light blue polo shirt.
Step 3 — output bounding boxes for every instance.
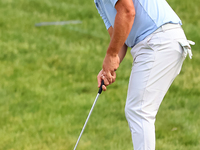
[94,0,182,47]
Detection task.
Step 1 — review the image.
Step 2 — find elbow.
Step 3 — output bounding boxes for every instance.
[130,9,136,18]
[126,7,135,19]
[118,7,135,21]
[115,0,135,19]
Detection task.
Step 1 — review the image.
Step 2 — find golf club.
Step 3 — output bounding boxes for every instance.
[73,80,104,150]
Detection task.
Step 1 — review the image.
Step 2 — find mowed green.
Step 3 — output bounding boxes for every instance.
[0,0,199,149]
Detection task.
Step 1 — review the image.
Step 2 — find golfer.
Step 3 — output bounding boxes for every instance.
[95,0,194,149]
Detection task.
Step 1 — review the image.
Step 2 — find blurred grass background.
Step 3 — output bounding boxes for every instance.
[0,0,199,149]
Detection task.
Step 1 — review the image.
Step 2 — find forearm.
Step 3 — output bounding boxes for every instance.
[107,27,128,63]
[118,44,128,63]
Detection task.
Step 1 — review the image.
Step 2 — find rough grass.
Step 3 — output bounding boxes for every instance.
[0,0,199,150]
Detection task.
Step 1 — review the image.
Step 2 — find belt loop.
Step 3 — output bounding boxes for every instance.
[161,25,164,32]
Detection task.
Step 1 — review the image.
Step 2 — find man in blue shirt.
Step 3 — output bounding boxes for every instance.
[95,0,194,149]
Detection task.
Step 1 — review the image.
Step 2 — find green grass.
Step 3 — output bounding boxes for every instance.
[0,0,199,149]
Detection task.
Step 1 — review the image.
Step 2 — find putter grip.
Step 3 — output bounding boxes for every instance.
[98,80,104,94]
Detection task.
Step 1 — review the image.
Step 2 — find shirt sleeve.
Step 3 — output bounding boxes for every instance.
[109,0,118,7]
[94,0,112,30]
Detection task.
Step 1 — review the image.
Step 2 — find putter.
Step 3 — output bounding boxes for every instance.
[73,80,104,150]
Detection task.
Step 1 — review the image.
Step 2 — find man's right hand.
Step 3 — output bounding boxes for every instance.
[97,69,115,91]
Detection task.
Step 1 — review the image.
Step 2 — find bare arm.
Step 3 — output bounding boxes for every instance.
[97,27,128,89]
[107,26,128,63]
[106,0,135,57]
[99,0,135,90]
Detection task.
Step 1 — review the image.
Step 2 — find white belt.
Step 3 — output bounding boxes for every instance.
[154,23,182,34]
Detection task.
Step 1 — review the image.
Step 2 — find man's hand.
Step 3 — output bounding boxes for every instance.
[97,44,127,91]
[102,53,119,86]
[97,53,119,91]
[97,70,107,91]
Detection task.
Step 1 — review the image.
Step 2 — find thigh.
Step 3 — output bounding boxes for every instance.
[126,29,185,118]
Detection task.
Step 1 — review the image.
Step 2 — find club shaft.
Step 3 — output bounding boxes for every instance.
[73,93,100,150]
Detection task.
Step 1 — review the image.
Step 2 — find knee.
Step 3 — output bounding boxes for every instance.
[125,88,146,119]
[124,103,130,120]
[125,98,157,123]
[124,101,141,122]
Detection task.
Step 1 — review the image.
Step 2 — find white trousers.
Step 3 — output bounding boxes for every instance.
[125,24,192,150]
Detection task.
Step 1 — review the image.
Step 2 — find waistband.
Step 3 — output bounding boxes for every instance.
[150,23,195,59]
[153,23,182,34]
